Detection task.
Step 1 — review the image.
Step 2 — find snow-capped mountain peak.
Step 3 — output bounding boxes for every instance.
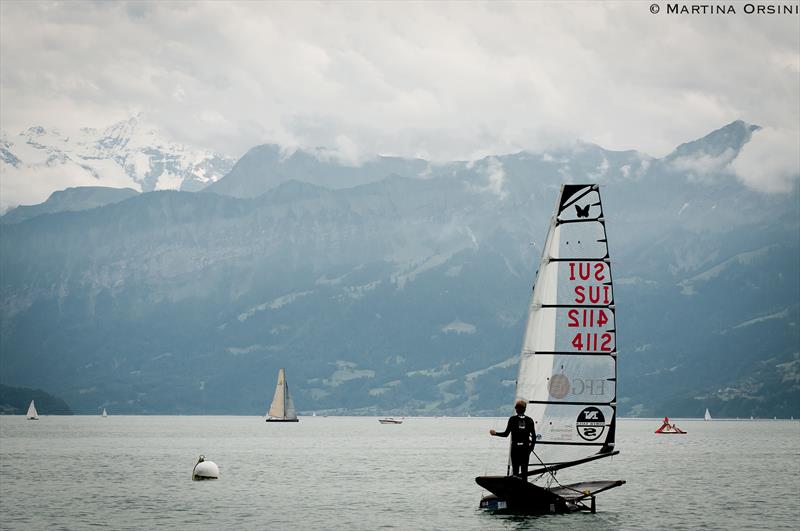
[0,114,235,211]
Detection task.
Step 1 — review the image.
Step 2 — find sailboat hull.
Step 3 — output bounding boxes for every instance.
[476,476,625,514]
[265,418,299,422]
[655,426,686,434]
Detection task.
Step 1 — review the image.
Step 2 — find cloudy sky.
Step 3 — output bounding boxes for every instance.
[1,1,798,205]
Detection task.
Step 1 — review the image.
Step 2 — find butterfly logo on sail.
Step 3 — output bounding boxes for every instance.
[575,204,590,218]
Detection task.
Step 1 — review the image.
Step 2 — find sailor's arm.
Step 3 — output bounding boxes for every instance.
[490,417,513,437]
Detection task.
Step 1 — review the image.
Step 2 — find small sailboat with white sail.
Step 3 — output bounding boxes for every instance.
[266,368,299,422]
[704,408,712,421]
[102,408,108,418]
[26,400,39,420]
[476,184,624,514]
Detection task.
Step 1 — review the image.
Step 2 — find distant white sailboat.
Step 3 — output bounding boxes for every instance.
[266,368,299,422]
[26,400,39,420]
[704,408,712,421]
[102,408,108,418]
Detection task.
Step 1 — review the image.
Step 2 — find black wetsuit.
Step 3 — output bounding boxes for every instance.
[493,414,536,477]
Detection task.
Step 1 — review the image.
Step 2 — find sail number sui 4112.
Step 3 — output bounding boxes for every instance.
[566,262,614,352]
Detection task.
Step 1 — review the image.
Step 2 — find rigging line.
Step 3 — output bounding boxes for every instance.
[478,417,513,500]
[482,417,508,478]
[530,449,586,497]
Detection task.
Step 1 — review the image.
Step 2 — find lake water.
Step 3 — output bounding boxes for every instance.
[1,417,798,530]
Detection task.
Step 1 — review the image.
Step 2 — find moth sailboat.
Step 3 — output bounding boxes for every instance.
[266,368,299,422]
[26,400,39,420]
[476,184,624,514]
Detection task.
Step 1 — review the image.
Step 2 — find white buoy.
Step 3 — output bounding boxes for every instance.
[192,455,219,480]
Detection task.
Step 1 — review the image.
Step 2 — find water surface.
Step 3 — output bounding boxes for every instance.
[1,417,797,530]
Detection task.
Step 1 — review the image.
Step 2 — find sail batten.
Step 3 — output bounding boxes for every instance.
[529,400,615,406]
[527,351,617,356]
[516,184,618,470]
[536,441,610,446]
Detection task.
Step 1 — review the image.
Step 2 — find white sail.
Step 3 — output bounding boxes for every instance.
[26,400,38,420]
[267,368,298,421]
[268,369,286,418]
[102,408,108,418]
[285,384,297,419]
[516,184,617,468]
[704,408,712,421]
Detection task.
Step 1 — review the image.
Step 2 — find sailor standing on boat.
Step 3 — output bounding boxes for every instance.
[489,399,536,478]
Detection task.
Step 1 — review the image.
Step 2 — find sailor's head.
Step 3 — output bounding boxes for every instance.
[515,399,527,414]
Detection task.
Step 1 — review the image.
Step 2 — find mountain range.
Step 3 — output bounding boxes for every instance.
[0,120,797,418]
[0,114,234,211]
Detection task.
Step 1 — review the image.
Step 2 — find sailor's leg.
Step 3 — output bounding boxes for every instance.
[509,451,519,476]
[510,448,526,477]
[520,449,530,478]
